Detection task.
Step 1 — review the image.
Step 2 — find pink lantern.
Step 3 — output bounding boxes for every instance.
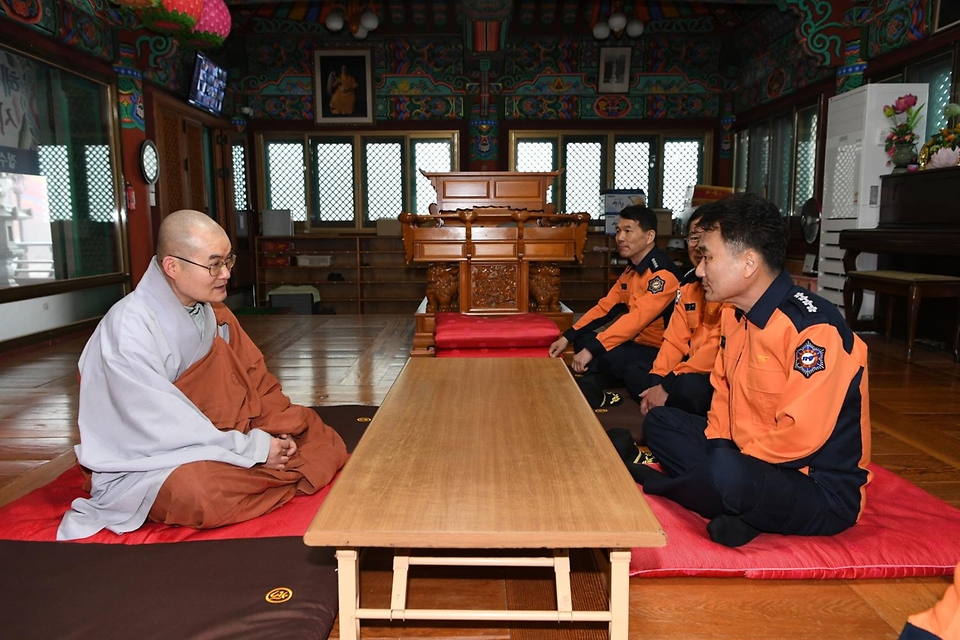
[188,0,231,48]
[137,0,203,35]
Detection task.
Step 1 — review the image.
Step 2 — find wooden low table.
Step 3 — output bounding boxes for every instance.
[304,358,665,639]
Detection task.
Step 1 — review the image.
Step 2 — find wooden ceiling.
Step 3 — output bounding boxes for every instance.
[227,1,781,39]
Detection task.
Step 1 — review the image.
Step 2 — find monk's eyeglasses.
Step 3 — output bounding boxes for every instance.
[174,253,237,277]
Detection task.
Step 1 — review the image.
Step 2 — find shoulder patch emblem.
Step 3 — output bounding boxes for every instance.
[647,275,666,294]
[794,339,826,378]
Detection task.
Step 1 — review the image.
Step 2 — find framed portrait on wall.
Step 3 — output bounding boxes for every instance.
[934,0,960,32]
[314,49,373,124]
[598,46,631,94]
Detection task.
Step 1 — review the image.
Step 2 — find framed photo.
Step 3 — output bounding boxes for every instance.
[314,49,373,124]
[598,46,631,94]
[934,0,960,32]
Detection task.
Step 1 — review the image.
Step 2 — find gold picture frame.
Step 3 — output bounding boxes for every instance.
[314,49,373,124]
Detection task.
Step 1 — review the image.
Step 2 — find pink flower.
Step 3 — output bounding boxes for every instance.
[894,94,918,113]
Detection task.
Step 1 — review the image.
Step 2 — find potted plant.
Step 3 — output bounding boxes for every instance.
[883,94,924,171]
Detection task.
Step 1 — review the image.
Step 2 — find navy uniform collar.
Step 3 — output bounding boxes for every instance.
[735,269,794,329]
[630,245,670,276]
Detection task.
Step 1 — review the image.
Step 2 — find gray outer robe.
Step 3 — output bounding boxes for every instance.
[57,258,272,540]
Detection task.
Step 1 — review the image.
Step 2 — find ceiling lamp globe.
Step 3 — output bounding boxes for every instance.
[608,11,627,32]
[325,10,344,31]
[626,19,645,37]
[360,9,378,30]
[593,22,611,39]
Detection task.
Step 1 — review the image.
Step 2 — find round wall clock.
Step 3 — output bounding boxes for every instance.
[140,140,160,185]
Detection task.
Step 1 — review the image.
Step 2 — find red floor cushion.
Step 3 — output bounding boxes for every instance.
[434,312,560,349]
[435,346,549,358]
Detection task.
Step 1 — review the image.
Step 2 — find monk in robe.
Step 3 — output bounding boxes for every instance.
[57,210,348,541]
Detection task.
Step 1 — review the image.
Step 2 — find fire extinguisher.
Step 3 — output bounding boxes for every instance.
[125,181,136,211]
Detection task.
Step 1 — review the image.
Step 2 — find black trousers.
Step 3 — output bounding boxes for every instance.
[664,372,713,417]
[573,335,658,405]
[642,407,854,537]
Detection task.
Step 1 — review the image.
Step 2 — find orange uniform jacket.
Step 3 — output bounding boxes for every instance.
[563,246,682,357]
[647,268,725,394]
[705,270,871,522]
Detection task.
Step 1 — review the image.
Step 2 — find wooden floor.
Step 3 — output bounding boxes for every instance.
[1,314,958,639]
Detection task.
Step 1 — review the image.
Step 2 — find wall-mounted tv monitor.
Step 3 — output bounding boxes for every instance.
[187,51,228,117]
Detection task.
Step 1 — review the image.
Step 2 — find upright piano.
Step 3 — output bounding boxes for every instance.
[839,165,960,344]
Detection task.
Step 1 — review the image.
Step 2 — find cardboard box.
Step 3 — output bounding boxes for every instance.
[376,218,402,236]
[653,208,673,237]
[262,255,291,267]
[601,189,646,236]
[261,240,295,252]
[296,255,333,267]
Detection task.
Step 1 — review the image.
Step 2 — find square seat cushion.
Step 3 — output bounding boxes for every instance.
[434,312,560,349]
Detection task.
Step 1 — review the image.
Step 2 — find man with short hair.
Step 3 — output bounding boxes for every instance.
[620,193,871,548]
[638,204,725,418]
[548,205,683,408]
[58,210,348,541]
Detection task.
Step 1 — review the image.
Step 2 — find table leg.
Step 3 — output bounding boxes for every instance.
[336,549,360,640]
[608,550,631,640]
[907,285,921,363]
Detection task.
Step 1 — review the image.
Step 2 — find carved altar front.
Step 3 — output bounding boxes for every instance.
[400,171,588,356]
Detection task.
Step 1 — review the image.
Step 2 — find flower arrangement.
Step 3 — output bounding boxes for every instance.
[918,103,960,169]
[882,94,925,157]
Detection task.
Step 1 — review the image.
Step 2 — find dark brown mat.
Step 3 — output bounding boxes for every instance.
[0,537,338,640]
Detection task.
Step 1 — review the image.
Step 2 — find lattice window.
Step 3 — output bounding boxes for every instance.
[734,130,749,192]
[38,145,72,222]
[769,114,794,215]
[85,145,114,223]
[564,140,602,216]
[614,140,651,202]
[746,122,770,199]
[662,140,702,216]
[907,51,953,142]
[364,141,403,222]
[232,143,248,211]
[413,140,451,214]
[516,140,555,203]
[794,106,818,215]
[265,141,307,222]
[313,140,355,223]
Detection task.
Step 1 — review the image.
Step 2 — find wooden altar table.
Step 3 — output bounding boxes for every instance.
[304,358,666,640]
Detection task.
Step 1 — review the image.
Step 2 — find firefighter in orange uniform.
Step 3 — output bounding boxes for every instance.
[622,193,872,548]
[548,206,683,409]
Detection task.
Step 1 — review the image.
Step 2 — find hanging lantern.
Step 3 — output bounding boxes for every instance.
[137,0,203,36]
[187,0,231,48]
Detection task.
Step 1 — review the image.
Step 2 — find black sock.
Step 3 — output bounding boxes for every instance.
[707,514,762,548]
[606,428,639,464]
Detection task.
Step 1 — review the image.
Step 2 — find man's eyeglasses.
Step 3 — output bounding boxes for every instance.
[686,234,702,246]
[174,254,237,277]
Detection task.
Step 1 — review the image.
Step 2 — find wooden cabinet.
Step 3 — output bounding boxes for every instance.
[255,235,426,315]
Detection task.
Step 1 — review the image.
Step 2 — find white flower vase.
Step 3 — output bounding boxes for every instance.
[927,147,960,169]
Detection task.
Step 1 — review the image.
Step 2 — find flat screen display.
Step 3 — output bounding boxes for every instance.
[187,52,227,117]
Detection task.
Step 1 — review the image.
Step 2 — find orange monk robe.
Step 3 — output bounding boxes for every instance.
[904,562,960,640]
[148,304,348,528]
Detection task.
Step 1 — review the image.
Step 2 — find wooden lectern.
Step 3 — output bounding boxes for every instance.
[400,171,589,356]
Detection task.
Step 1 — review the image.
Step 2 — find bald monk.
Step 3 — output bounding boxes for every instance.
[57,210,348,540]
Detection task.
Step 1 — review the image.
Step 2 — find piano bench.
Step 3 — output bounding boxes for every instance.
[844,270,960,363]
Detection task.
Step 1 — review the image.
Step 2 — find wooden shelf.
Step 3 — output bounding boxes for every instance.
[256,234,426,314]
